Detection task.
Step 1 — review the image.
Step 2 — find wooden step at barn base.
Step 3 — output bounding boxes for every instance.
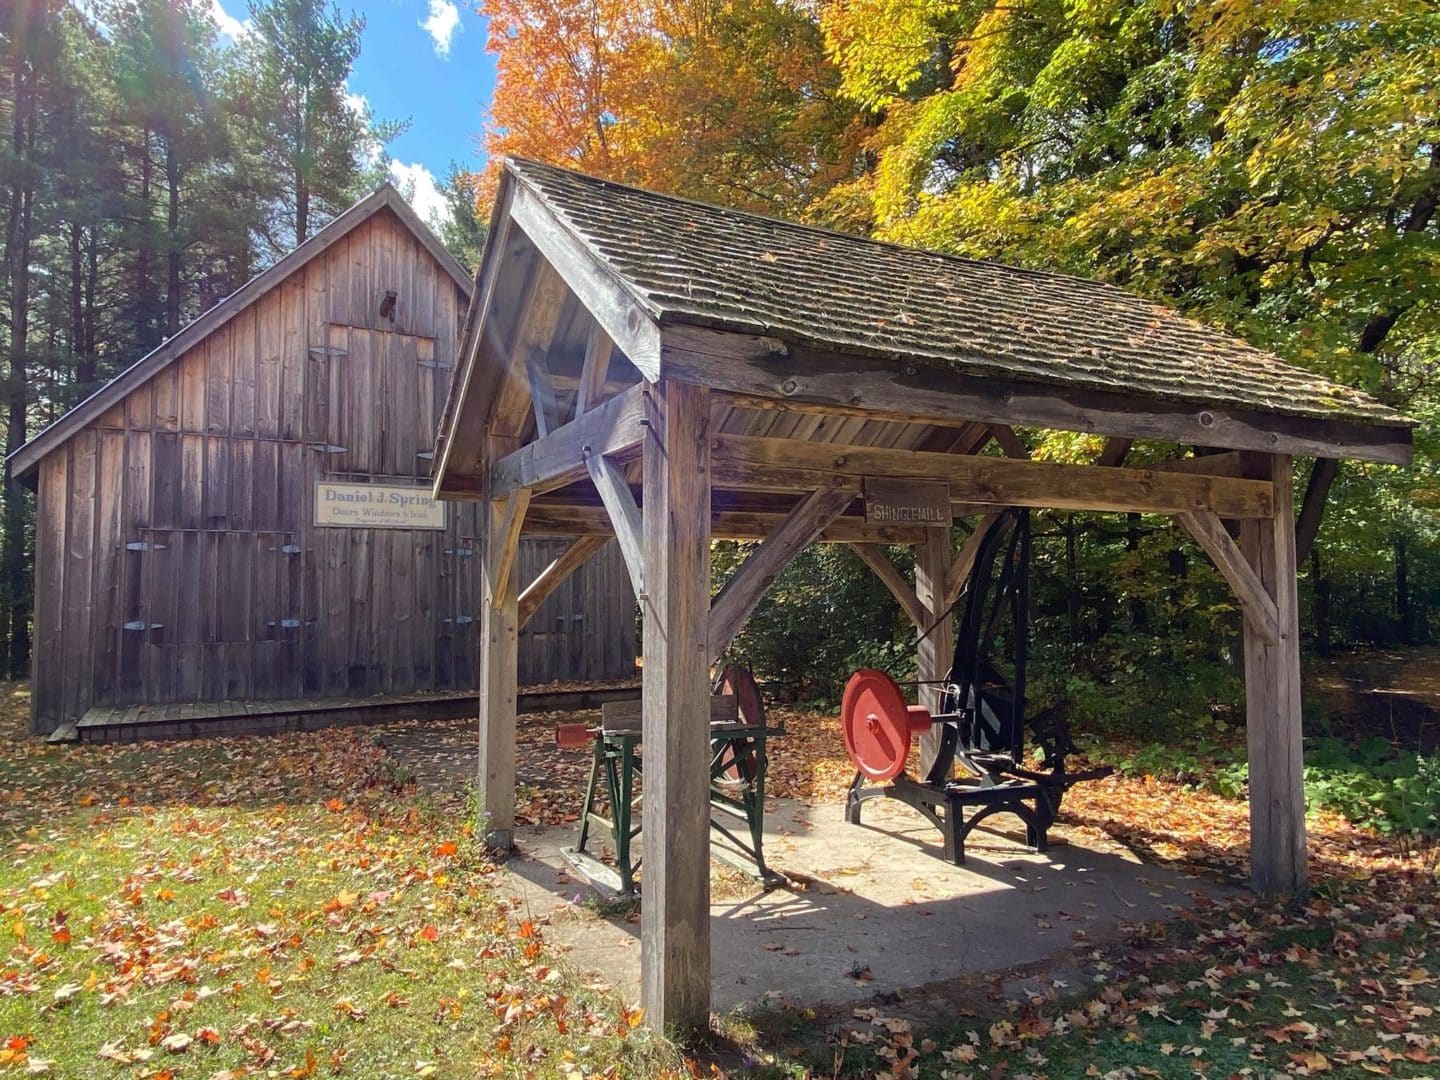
[74,684,641,744]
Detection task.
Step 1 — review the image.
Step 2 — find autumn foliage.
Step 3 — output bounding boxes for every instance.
[478,0,868,215]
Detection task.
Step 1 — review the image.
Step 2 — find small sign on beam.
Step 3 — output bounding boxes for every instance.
[864,478,951,528]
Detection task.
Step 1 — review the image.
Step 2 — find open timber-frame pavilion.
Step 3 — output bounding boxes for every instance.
[432,157,1414,1035]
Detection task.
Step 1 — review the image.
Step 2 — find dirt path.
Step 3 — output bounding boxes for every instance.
[1312,646,1440,751]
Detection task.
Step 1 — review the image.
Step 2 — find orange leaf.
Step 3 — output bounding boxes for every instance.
[419,924,439,942]
[433,841,458,857]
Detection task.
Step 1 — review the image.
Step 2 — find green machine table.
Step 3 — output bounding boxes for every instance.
[555,666,782,898]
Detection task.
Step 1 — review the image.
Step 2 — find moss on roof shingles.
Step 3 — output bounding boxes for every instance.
[507,157,1407,427]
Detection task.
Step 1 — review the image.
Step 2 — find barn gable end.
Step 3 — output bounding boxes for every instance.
[18,189,636,735]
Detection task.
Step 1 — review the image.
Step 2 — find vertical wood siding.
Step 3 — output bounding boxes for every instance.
[30,208,637,733]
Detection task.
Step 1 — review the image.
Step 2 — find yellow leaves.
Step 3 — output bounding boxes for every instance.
[1288,1049,1332,1073]
[332,999,368,1022]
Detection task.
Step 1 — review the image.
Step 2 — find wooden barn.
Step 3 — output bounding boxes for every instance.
[9,185,636,740]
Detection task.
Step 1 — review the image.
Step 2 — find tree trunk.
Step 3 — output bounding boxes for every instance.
[1395,535,1413,646]
[295,173,309,243]
[1310,546,1331,657]
[3,29,37,677]
[165,141,181,336]
[1064,515,1078,645]
[136,126,155,349]
[80,224,98,385]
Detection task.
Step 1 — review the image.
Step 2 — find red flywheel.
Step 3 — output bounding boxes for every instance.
[841,669,932,782]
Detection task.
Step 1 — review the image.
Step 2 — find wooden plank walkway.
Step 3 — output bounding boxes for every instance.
[72,684,641,744]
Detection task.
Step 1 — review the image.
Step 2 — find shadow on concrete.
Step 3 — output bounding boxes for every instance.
[500,795,1232,1014]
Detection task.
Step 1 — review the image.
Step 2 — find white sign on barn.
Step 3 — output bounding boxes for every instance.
[314,482,447,530]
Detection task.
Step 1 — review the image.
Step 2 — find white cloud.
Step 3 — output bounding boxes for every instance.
[208,0,251,41]
[419,0,461,58]
[389,160,452,232]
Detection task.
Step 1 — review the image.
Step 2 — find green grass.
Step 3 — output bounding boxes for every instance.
[3,685,1438,1079]
[0,687,676,1078]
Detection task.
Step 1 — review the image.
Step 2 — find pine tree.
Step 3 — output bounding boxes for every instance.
[237,0,369,251]
[437,165,487,273]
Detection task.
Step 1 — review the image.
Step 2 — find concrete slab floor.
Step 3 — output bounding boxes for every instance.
[499,796,1234,1015]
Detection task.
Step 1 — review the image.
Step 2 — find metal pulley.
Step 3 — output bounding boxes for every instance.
[841,669,932,782]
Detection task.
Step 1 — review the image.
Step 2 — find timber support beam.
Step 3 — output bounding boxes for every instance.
[708,486,854,663]
[1238,454,1307,896]
[478,435,527,852]
[517,535,610,629]
[640,379,713,1035]
[490,383,647,500]
[709,434,1277,518]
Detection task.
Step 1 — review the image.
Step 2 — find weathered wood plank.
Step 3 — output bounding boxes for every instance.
[710,434,1275,518]
[1239,453,1307,896]
[32,454,67,732]
[640,379,712,1034]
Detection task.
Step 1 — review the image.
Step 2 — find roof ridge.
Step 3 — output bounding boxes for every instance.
[504,155,1134,300]
[9,184,470,482]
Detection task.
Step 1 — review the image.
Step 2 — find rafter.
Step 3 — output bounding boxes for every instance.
[575,323,615,418]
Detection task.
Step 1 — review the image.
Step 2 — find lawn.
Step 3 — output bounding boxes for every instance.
[0,685,676,1078]
[2,686,1438,1079]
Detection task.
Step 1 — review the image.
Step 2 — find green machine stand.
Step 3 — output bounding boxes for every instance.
[556,666,782,898]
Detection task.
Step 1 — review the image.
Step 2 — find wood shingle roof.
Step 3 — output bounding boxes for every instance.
[506,157,1406,429]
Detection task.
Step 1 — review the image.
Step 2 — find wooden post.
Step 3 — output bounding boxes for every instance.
[640,379,712,1035]
[1239,453,1307,895]
[478,434,524,851]
[915,526,954,776]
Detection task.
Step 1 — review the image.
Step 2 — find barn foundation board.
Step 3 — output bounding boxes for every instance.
[72,684,640,743]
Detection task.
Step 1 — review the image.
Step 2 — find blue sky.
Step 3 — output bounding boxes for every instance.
[209,0,498,229]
